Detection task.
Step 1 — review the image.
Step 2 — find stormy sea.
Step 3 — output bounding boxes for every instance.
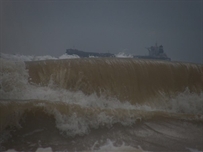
[0,53,203,152]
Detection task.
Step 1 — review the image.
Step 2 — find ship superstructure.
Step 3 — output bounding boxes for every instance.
[134,43,171,61]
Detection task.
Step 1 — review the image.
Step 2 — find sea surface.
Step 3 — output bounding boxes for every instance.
[0,53,203,152]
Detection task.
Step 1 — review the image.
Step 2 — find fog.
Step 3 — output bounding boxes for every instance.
[1,0,202,63]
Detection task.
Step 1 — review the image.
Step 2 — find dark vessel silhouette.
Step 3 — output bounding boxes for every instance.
[66,43,170,61]
[66,49,115,58]
[134,43,171,61]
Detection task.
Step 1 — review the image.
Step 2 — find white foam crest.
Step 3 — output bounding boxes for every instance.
[32,55,57,61]
[21,86,136,110]
[54,111,90,136]
[35,147,53,152]
[0,58,29,98]
[1,53,34,61]
[58,53,80,59]
[0,53,79,62]
[89,55,98,58]
[5,142,146,152]
[158,88,203,115]
[45,99,140,136]
[186,148,203,152]
[1,53,57,61]
[92,139,147,152]
[115,52,133,58]
[5,149,17,152]
[53,109,134,136]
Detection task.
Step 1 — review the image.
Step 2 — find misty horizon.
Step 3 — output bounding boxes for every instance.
[0,0,202,63]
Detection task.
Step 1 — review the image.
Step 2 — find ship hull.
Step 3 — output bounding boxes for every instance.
[134,55,171,61]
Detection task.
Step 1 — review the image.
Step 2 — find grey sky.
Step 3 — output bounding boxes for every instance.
[1,0,202,63]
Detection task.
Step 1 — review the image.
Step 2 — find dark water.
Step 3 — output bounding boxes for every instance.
[0,58,203,151]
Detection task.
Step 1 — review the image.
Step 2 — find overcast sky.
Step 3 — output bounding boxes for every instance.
[1,0,202,63]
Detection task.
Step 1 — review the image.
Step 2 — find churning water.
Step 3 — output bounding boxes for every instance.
[0,54,203,151]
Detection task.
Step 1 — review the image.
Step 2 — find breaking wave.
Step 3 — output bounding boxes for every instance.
[0,55,203,151]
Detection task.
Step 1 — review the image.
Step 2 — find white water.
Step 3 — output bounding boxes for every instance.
[0,52,81,61]
[1,53,203,137]
[1,53,203,151]
[115,52,133,58]
[6,141,202,152]
[1,54,203,114]
[0,52,135,62]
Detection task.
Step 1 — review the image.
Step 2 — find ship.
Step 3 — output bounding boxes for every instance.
[66,49,115,58]
[134,43,171,61]
[66,43,171,61]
